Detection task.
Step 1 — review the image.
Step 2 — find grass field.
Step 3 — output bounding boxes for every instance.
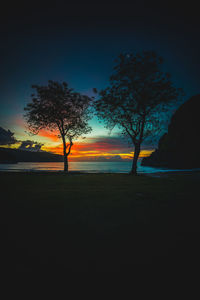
[1,172,200,274]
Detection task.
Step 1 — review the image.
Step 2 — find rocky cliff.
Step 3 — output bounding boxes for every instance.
[142,94,200,169]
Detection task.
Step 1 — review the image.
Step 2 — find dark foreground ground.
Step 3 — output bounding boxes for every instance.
[1,172,200,275]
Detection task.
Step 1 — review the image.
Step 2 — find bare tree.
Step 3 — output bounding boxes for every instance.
[95,51,183,174]
[24,80,92,172]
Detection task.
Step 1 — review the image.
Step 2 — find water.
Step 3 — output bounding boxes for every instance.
[0,160,199,174]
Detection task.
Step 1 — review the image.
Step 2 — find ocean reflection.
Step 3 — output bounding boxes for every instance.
[0,160,199,174]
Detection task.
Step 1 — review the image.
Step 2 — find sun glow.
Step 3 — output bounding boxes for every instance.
[2,127,154,162]
[42,142,153,160]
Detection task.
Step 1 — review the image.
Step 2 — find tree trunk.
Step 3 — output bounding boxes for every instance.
[130,143,141,175]
[62,135,73,173]
[64,152,68,172]
[63,142,69,172]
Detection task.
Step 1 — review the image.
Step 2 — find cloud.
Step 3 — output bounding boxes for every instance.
[76,136,130,152]
[70,155,130,162]
[18,140,44,152]
[0,127,17,145]
[43,135,154,160]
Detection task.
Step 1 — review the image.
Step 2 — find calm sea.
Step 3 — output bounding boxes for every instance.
[0,159,198,174]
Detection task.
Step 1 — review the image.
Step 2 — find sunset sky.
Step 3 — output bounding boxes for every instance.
[0,2,200,161]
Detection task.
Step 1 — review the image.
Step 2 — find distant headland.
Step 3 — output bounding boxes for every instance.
[0,147,63,164]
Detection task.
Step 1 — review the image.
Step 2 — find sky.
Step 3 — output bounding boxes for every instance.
[0,1,200,161]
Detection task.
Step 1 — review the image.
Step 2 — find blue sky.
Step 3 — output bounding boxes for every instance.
[0,6,200,159]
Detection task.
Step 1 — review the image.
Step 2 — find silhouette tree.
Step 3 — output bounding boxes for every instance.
[95,51,183,174]
[24,80,92,172]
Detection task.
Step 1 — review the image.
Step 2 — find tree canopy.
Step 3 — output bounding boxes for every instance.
[24,80,92,172]
[95,51,183,174]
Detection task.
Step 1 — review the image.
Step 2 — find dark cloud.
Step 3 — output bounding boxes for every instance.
[0,127,16,145]
[18,140,44,152]
[82,136,155,152]
[75,136,130,153]
[92,136,129,147]
[70,155,130,162]
[90,155,126,162]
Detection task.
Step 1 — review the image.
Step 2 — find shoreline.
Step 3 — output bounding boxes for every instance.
[1,169,200,178]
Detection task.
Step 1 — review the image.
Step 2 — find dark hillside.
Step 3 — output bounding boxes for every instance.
[0,147,63,163]
[142,95,200,168]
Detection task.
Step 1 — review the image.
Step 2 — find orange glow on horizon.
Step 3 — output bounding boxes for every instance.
[29,128,154,159]
[0,125,154,161]
[43,142,153,160]
[1,142,153,160]
[38,129,60,142]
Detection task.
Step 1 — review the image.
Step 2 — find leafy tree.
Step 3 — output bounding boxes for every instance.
[95,51,183,174]
[24,80,92,172]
